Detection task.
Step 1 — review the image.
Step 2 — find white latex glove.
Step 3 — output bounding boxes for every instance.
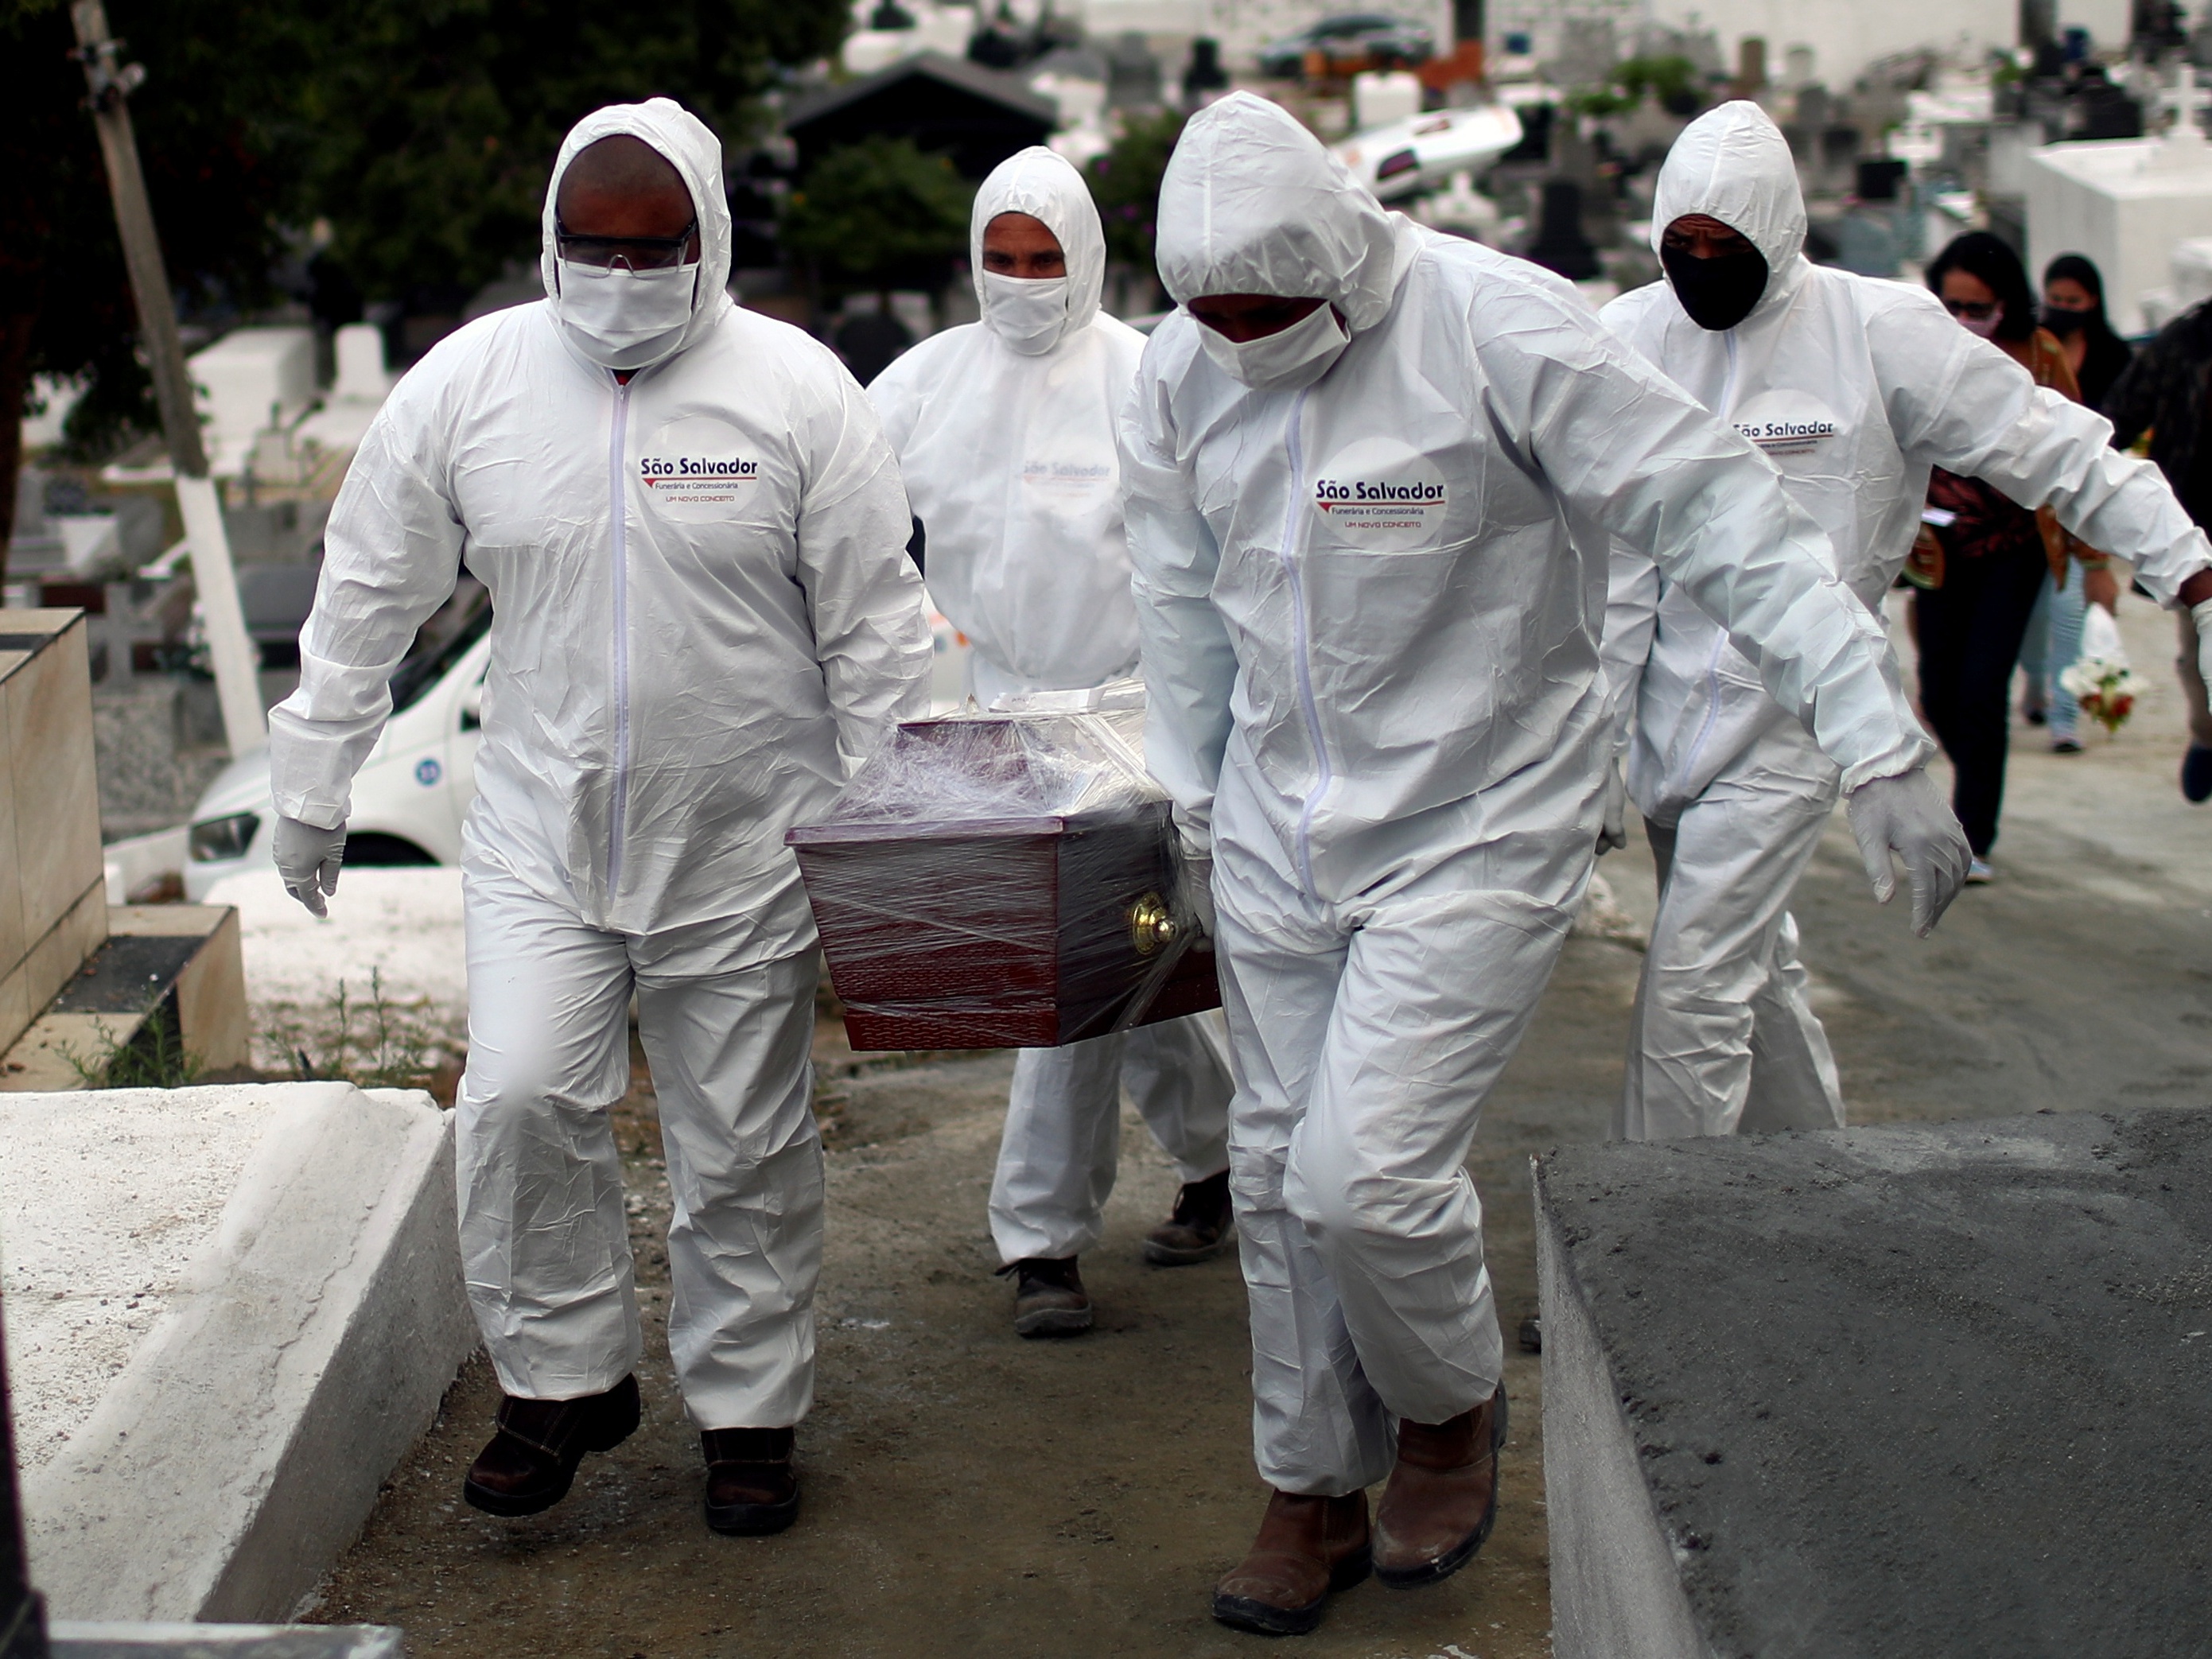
[1596,755,1628,856]
[1176,828,1218,942]
[273,816,347,918]
[1845,767,1969,938]
[2194,598,2212,692]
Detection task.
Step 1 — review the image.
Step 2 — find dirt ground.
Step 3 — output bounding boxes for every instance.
[308,597,2212,1657]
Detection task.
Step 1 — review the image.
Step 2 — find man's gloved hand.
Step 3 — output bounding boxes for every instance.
[1597,755,1628,857]
[1177,830,1218,941]
[273,816,348,918]
[2194,598,2212,691]
[1845,766,1969,938]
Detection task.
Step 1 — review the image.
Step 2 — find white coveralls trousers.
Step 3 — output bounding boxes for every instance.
[457,858,822,1432]
[989,1012,1234,1263]
[1617,721,1846,1142]
[1212,820,1588,1498]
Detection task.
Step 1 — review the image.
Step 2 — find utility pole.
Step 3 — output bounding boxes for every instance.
[68,0,265,757]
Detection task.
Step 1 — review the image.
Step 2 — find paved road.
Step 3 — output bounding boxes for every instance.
[310,598,2208,1657]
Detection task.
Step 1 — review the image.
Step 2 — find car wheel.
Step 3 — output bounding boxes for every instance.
[342,832,440,867]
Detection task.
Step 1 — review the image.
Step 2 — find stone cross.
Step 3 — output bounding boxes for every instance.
[2160,64,2210,144]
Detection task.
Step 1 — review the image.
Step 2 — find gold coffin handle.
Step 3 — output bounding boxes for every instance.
[1129,891,1179,957]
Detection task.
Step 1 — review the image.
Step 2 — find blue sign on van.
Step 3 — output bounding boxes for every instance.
[414,756,442,787]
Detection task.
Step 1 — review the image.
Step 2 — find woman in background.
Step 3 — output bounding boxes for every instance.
[2017,253,2132,740]
[1911,233,2108,879]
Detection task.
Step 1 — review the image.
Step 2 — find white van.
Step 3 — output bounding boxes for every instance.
[183,583,970,901]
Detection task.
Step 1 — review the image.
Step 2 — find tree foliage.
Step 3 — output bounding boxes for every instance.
[296,0,850,303]
[0,0,850,462]
[777,135,974,297]
[1084,110,1184,277]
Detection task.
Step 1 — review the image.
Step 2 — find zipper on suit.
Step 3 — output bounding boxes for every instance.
[1276,386,1330,896]
[1671,329,1740,801]
[606,378,633,897]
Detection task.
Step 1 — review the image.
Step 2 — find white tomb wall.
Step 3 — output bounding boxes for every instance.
[2026,138,2212,335]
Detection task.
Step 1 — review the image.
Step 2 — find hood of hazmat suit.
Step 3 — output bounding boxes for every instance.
[869,147,1149,700]
[269,97,932,949]
[1126,91,1926,899]
[1600,99,2212,819]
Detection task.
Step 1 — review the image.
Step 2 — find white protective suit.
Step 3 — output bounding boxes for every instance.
[1600,102,2212,1142]
[869,148,1231,1265]
[268,99,932,1427]
[1123,93,1936,1498]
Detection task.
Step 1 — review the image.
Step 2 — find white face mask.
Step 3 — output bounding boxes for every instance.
[981,271,1071,355]
[554,259,698,371]
[1196,301,1348,392]
[1956,308,2003,341]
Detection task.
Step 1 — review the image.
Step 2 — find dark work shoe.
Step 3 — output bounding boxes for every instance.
[462,1373,640,1517]
[2184,744,2212,804]
[1001,1255,1093,1337]
[1211,1489,1372,1636]
[1145,1168,1236,1265]
[1372,1385,1510,1588]
[702,1426,799,1536]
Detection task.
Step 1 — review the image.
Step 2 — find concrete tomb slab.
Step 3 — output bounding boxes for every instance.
[49,1623,401,1658]
[1536,1105,2212,1659]
[2,1083,476,1622]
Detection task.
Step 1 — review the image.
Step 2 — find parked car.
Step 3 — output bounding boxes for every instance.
[1332,101,1525,201]
[183,581,972,900]
[1256,13,1433,78]
[183,580,492,900]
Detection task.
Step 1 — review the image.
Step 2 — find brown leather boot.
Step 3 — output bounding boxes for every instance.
[461,1373,640,1517]
[1372,1385,1509,1587]
[1211,1489,1372,1636]
[701,1426,799,1536]
[1001,1255,1094,1337]
[1144,1168,1236,1265]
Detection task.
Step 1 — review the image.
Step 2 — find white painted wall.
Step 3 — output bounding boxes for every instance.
[1636,0,2016,88]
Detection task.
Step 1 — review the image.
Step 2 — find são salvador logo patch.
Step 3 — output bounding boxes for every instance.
[640,414,760,522]
[1729,390,1844,459]
[1309,436,1450,550]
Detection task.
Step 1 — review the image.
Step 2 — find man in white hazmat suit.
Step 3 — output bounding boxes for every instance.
[1122,92,1969,1638]
[1600,102,2212,1144]
[265,100,931,1533]
[869,147,1236,1338]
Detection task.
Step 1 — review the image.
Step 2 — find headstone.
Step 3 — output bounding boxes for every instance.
[1352,70,1422,132]
[2026,69,2212,334]
[1105,30,1161,111]
[185,329,316,480]
[1526,181,1602,281]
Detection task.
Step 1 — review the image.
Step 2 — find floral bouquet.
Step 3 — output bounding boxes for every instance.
[2058,604,2145,735]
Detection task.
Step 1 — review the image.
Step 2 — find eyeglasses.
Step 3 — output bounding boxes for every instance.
[555,216,698,271]
[1942,297,2000,321]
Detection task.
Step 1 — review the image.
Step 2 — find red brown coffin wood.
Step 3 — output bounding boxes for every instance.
[785,714,1220,1051]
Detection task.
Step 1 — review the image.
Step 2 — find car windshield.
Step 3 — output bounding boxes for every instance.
[1323,14,1394,33]
[389,577,492,715]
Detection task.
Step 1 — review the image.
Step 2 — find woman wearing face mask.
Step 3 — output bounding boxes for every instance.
[1912,232,2108,872]
[2015,254,2133,741]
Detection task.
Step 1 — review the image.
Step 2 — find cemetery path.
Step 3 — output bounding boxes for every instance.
[309,598,2212,1657]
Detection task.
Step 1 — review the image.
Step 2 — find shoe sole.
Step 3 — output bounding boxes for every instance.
[1211,1548,1371,1636]
[1144,1228,1237,1267]
[460,1385,641,1517]
[1376,1389,1510,1590]
[1014,1306,1094,1338]
[706,1490,800,1537]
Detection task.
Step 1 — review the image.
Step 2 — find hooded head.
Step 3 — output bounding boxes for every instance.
[540,99,732,373]
[970,146,1106,355]
[1155,91,1412,337]
[1650,101,1807,330]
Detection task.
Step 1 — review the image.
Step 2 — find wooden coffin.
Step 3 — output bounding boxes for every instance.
[786,713,1219,1051]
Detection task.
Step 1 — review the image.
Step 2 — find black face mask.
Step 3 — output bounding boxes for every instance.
[1662,241,1771,332]
[2040,305,2090,336]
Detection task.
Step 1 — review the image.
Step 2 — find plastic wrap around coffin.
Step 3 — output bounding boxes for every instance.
[786,710,1219,1051]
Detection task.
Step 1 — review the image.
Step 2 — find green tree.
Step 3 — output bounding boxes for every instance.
[1084,110,1184,302]
[296,0,850,303]
[1,0,305,562]
[777,135,974,301]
